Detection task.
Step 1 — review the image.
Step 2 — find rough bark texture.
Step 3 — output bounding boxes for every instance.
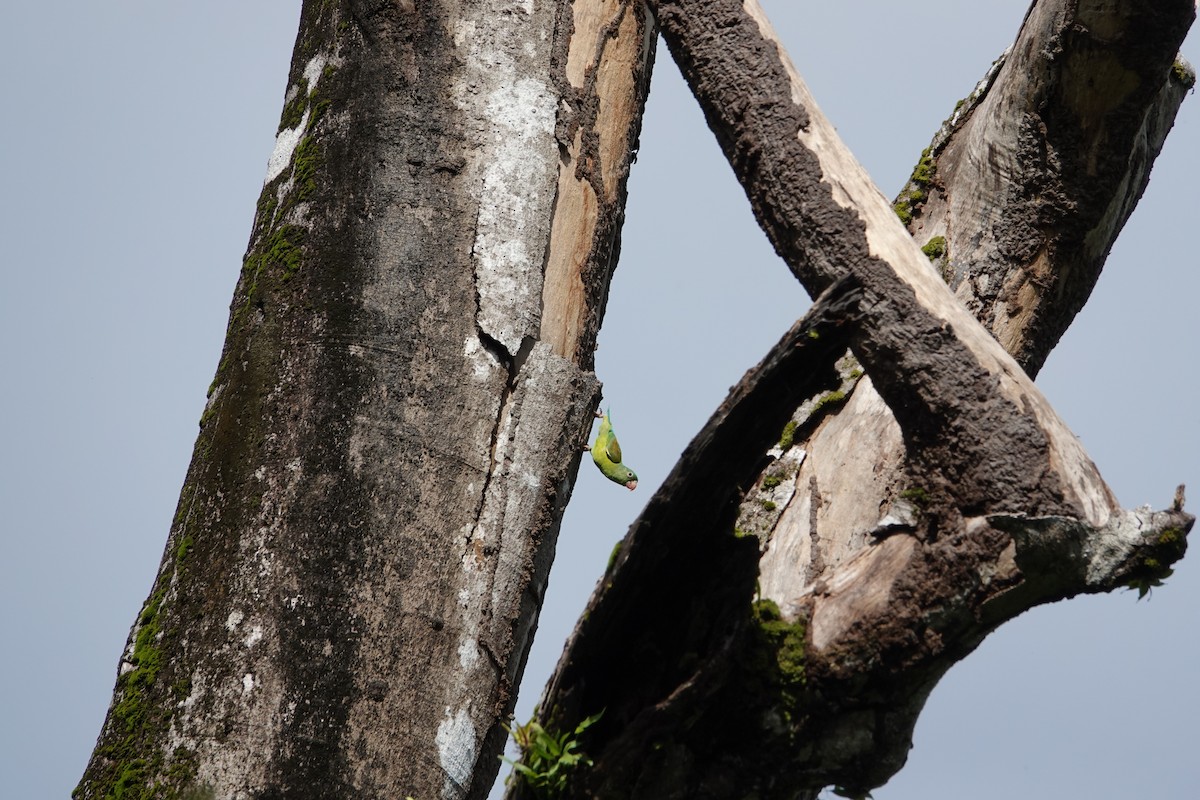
[519,2,1195,798]
[759,0,1196,632]
[75,1,654,799]
[906,0,1197,377]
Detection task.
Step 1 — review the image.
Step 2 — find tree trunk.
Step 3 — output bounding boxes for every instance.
[76,1,1195,799]
[518,1,1195,798]
[74,2,653,798]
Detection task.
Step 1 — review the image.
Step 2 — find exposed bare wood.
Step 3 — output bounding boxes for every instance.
[75,2,654,798]
[907,0,1196,376]
[766,0,1194,627]
[522,1,1194,797]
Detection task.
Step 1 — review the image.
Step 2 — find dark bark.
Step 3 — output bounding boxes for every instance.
[532,278,863,790]
[76,1,654,798]
[514,2,1195,798]
[76,0,1194,798]
[906,0,1197,376]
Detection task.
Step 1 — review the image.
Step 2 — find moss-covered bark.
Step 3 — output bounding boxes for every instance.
[515,2,1195,798]
[76,1,654,798]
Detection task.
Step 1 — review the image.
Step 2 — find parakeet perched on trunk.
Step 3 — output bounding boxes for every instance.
[590,410,638,490]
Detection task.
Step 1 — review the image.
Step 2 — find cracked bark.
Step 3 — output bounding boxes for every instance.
[75,0,1194,798]
[516,1,1195,798]
[75,2,653,799]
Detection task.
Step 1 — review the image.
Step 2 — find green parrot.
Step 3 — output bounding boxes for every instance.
[590,409,638,490]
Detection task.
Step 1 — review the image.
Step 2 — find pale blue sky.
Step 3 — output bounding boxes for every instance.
[2,3,1196,798]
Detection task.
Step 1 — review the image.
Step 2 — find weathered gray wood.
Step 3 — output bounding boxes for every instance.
[914,2,1196,377]
[520,2,1195,798]
[75,2,654,798]
[762,0,1195,630]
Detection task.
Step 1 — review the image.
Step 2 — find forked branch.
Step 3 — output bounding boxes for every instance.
[512,2,1194,798]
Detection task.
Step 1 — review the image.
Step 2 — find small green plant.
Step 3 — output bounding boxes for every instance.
[920,235,947,261]
[1126,567,1173,600]
[502,710,604,798]
[779,420,798,450]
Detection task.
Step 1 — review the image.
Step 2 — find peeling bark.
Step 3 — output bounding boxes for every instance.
[77,0,1195,798]
[907,0,1196,376]
[520,1,1195,798]
[75,2,653,799]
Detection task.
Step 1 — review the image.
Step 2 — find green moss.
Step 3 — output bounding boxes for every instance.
[244,224,307,294]
[291,136,322,204]
[273,228,306,281]
[307,98,332,131]
[812,389,846,414]
[1124,525,1188,599]
[778,420,798,450]
[761,500,777,512]
[1172,60,1196,89]
[1157,527,1185,548]
[110,760,149,800]
[921,236,947,260]
[81,521,199,799]
[910,148,934,187]
[171,676,192,701]
[899,487,930,507]
[921,236,952,283]
[277,78,310,132]
[893,147,936,226]
[750,598,807,691]
[762,475,782,490]
[198,401,217,430]
[254,185,279,228]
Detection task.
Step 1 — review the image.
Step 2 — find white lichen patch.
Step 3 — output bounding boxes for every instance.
[301,53,327,92]
[242,673,255,695]
[225,609,245,632]
[264,53,330,184]
[458,637,480,669]
[467,76,557,353]
[1084,508,1160,585]
[463,334,503,381]
[266,113,310,185]
[244,625,264,648]
[450,11,560,355]
[436,705,478,799]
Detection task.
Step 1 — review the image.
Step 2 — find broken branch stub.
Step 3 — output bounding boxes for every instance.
[523,2,1193,797]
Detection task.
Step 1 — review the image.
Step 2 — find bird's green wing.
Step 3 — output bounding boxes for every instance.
[605,429,623,464]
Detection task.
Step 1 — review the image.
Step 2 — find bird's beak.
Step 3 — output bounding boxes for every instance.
[625,480,638,491]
